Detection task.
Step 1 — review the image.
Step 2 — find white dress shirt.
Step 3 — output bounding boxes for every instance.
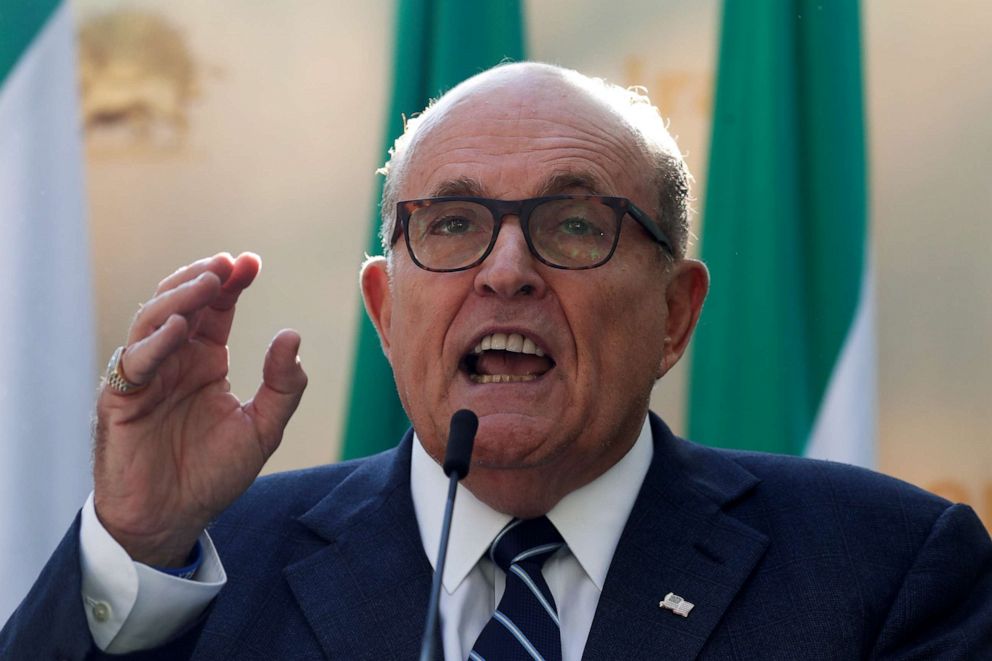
[79,416,652,658]
[412,417,652,661]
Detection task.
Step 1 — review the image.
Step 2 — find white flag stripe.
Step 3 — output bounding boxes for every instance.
[0,1,95,623]
[805,260,876,467]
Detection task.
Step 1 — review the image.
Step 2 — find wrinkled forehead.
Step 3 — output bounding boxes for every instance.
[399,68,654,202]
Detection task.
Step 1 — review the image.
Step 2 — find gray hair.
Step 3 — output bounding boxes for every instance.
[377,62,691,259]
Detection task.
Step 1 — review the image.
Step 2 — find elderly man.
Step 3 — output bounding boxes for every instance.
[3,62,990,660]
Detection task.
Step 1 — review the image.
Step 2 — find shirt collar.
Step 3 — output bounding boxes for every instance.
[546,417,653,590]
[410,416,653,593]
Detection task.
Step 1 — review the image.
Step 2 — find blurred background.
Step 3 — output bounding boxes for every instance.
[1,0,989,620]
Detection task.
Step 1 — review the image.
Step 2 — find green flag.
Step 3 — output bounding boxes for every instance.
[341,0,525,460]
[689,0,874,465]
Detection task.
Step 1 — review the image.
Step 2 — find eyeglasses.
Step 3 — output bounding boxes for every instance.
[391,195,674,272]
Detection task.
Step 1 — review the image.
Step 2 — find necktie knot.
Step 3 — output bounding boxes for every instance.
[489,516,564,573]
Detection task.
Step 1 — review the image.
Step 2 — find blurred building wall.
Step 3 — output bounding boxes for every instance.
[73,0,990,526]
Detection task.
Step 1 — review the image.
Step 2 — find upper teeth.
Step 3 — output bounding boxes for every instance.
[473,333,545,357]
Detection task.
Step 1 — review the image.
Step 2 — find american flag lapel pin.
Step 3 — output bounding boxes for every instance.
[659,592,694,617]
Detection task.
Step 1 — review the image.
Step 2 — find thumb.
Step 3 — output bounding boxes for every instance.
[247,329,308,458]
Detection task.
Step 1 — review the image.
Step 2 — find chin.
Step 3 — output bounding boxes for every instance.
[463,465,562,518]
[469,422,562,469]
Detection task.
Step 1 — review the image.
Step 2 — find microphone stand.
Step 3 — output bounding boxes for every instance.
[419,409,477,661]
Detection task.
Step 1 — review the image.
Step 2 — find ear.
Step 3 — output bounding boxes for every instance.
[360,256,394,358]
[657,258,709,378]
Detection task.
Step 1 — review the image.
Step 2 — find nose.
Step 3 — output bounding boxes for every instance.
[473,217,547,298]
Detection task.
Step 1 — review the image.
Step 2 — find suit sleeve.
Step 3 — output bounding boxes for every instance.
[871,503,992,659]
[0,514,97,660]
[0,514,215,661]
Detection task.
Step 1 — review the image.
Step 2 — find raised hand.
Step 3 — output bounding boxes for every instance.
[92,252,308,566]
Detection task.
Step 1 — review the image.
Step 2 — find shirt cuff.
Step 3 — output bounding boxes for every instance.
[79,492,226,653]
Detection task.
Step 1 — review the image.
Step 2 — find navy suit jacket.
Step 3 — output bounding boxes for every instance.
[3,413,991,659]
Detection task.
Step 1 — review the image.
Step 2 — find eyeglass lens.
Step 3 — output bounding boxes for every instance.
[406,199,618,270]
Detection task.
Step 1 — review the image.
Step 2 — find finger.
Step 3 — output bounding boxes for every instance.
[245,330,307,458]
[155,253,235,296]
[111,314,189,392]
[194,252,262,345]
[220,252,261,303]
[128,272,223,345]
[207,252,261,312]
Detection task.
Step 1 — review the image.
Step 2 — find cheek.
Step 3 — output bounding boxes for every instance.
[387,272,465,383]
[587,278,666,377]
[391,293,444,369]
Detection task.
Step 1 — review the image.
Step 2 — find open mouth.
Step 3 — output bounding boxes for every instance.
[461,332,556,384]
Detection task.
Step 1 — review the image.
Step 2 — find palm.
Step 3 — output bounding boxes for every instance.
[139,344,265,526]
[94,253,307,565]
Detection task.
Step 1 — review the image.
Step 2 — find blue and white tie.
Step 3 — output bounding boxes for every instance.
[470,517,565,661]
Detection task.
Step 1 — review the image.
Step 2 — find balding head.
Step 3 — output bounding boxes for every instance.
[378,62,691,258]
[360,61,709,516]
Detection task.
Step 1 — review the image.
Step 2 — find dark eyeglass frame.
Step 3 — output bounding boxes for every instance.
[391,194,674,272]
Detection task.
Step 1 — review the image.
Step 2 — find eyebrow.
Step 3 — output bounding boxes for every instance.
[535,171,608,197]
[427,170,609,200]
[429,177,486,197]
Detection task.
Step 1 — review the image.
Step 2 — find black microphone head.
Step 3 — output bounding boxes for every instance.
[443,409,477,480]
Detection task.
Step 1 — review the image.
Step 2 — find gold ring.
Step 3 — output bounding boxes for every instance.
[104,345,148,395]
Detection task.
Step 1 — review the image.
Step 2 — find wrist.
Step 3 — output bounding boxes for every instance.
[150,539,203,579]
[96,514,204,567]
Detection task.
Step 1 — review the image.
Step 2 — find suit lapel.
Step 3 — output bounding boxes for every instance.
[283,432,442,660]
[583,414,769,660]
[279,417,767,660]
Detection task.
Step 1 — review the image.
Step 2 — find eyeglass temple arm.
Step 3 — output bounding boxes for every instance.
[625,203,675,256]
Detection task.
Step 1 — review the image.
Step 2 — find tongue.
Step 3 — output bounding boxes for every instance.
[475,351,553,376]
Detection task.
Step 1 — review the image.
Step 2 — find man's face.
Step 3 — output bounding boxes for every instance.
[362,69,704,515]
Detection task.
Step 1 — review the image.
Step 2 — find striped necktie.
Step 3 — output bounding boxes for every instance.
[470,517,565,661]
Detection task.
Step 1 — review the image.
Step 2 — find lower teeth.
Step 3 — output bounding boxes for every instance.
[470,374,538,384]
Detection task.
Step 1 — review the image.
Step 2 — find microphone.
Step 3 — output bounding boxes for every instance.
[443,409,477,480]
[419,409,478,661]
